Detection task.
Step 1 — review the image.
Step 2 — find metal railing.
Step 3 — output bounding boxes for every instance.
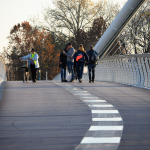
[0,56,6,101]
[94,54,150,88]
[0,56,6,84]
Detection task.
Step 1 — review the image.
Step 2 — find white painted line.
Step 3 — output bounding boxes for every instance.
[81,97,99,99]
[89,126,123,131]
[84,100,105,101]
[71,91,88,92]
[55,83,123,149]
[88,105,114,107]
[92,118,122,121]
[92,110,119,113]
[81,137,121,144]
[72,88,81,90]
[74,93,92,95]
[83,100,106,102]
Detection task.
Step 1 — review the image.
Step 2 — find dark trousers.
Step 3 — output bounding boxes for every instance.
[76,63,84,80]
[88,65,96,81]
[61,68,66,80]
[30,64,37,81]
[74,65,77,80]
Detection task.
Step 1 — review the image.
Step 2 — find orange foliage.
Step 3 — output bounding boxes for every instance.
[8,21,60,80]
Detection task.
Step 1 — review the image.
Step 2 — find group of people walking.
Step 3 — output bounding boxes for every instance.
[59,43,99,83]
[19,43,98,83]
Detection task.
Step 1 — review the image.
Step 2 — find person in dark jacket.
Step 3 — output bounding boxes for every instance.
[86,45,99,83]
[59,46,68,82]
[74,44,88,83]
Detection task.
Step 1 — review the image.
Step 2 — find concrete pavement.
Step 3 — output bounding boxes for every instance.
[70,81,150,150]
[0,80,150,150]
[0,81,91,150]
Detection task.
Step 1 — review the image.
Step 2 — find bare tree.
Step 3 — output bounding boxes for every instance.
[123,1,150,54]
[41,0,121,38]
[106,0,150,56]
[102,0,122,26]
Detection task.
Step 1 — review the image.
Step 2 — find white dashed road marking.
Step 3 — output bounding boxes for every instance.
[83,100,106,102]
[92,110,119,113]
[54,82,123,150]
[81,137,121,144]
[88,105,114,107]
[93,118,123,121]
[89,126,123,131]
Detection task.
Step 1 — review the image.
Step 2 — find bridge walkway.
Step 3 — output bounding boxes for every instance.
[0,81,150,150]
[72,81,150,150]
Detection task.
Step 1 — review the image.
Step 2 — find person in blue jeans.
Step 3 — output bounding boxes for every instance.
[74,44,88,83]
[59,46,68,82]
[86,45,99,83]
[63,43,75,82]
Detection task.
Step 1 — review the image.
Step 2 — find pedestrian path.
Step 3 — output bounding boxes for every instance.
[0,81,91,150]
[68,80,150,150]
[56,82,123,150]
[0,80,150,150]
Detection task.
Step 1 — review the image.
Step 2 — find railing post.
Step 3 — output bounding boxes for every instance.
[131,57,137,86]
[141,57,148,87]
[145,57,150,88]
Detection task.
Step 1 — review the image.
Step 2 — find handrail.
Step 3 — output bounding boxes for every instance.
[0,56,6,82]
[100,54,150,60]
[87,54,150,89]
[0,55,6,101]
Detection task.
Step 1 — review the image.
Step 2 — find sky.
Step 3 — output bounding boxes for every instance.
[0,0,127,54]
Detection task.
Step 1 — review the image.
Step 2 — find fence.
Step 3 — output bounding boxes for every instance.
[0,56,6,101]
[94,54,150,88]
[83,54,150,89]
[0,56,6,83]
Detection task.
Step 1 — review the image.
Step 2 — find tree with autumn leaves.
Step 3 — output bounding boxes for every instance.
[5,21,60,81]
[4,0,123,81]
[31,0,121,52]
[70,16,107,50]
[5,16,108,81]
